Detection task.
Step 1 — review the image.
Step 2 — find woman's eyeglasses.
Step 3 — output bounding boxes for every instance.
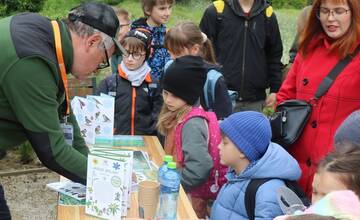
[97,43,110,70]
[317,7,351,19]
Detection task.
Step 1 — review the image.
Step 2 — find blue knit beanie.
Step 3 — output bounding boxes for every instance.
[220,111,272,162]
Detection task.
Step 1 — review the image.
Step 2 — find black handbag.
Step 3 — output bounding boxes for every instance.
[271,46,360,148]
[270,99,312,147]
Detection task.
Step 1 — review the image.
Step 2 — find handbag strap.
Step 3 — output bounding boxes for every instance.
[314,45,360,99]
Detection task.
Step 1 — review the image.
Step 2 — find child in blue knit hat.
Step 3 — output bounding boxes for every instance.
[211,111,302,220]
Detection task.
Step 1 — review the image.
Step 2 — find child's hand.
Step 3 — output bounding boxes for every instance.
[265,93,277,108]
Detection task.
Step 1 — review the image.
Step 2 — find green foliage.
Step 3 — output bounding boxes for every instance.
[263,106,275,117]
[18,141,34,164]
[174,0,191,5]
[271,0,309,9]
[0,4,6,16]
[40,0,81,18]
[95,0,124,5]
[0,0,46,17]
[78,0,124,5]
[275,9,300,64]
[114,0,211,27]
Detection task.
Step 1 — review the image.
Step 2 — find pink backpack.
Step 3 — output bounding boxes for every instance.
[174,107,227,200]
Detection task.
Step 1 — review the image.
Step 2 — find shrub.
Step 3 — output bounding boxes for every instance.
[176,0,191,4]
[80,0,124,6]
[100,0,124,5]
[270,0,309,9]
[0,0,46,16]
[18,141,34,164]
[0,4,6,17]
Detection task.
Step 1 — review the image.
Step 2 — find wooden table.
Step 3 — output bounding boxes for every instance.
[57,136,198,220]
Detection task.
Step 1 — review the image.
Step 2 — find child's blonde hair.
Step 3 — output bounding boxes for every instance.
[156,103,191,135]
[165,21,217,64]
[112,7,131,21]
[141,0,174,17]
[317,145,360,199]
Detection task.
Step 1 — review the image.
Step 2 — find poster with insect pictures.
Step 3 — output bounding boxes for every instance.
[71,96,96,144]
[90,148,134,216]
[86,153,127,219]
[87,94,115,139]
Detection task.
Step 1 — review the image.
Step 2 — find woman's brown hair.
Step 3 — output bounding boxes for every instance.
[299,0,360,58]
[165,21,217,64]
[317,145,360,199]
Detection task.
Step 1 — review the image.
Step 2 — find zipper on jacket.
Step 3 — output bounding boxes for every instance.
[239,20,248,101]
[131,87,136,135]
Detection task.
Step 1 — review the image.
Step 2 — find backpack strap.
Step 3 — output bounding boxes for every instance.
[164,60,173,73]
[265,5,273,18]
[213,0,225,14]
[264,5,273,39]
[174,107,212,165]
[284,180,311,207]
[245,178,272,220]
[213,0,226,45]
[204,69,222,111]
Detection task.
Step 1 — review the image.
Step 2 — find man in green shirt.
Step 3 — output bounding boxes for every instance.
[0,3,125,218]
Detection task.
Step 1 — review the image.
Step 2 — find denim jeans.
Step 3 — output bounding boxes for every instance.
[0,185,11,220]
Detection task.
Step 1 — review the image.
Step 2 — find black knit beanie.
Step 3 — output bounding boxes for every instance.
[163,56,207,105]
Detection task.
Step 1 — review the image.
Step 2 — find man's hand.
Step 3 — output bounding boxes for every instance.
[265,93,277,109]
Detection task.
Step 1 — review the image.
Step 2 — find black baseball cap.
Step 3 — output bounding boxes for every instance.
[68,2,127,55]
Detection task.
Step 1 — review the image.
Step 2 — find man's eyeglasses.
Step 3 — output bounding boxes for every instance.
[122,51,146,60]
[317,7,351,19]
[98,43,110,70]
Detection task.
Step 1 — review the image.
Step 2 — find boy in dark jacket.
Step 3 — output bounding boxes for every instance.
[97,29,162,135]
[200,0,283,112]
[131,0,173,80]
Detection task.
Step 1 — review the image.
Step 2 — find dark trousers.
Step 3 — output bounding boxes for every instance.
[0,185,11,220]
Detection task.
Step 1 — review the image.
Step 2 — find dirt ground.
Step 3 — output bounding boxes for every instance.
[0,148,42,171]
[0,148,60,220]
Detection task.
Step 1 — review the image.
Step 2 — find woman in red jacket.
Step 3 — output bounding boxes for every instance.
[276,0,360,197]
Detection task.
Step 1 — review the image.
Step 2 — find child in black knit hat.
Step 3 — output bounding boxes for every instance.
[157,55,227,219]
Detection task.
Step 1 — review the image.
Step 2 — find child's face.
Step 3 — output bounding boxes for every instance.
[218,136,244,169]
[146,2,172,26]
[162,90,187,111]
[123,46,146,71]
[118,15,131,42]
[312,171,348,204]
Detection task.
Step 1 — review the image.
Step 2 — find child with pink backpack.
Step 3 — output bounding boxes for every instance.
[157,55,227,218]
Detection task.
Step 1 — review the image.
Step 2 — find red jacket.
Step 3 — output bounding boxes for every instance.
[276,34,360,196]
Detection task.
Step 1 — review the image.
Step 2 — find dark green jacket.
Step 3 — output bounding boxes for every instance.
[0,13,88,184]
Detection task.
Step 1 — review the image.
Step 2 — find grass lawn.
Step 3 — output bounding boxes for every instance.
[40,0,300,81]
